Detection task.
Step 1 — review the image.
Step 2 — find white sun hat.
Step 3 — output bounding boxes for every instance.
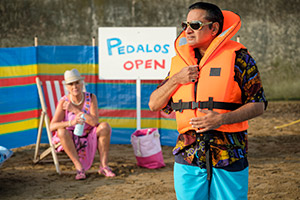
[64,69,85,84]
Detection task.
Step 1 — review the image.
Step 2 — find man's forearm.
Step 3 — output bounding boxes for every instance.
[221,102,265,125]
[148,77,179,111]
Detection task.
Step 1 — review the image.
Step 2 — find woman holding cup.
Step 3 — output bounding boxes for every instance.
[50,69,115,180]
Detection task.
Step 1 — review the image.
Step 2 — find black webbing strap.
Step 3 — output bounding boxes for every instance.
[196,132,213,184]
[171,97,242,112]
[204,133,213,181]
[204,100,214,181]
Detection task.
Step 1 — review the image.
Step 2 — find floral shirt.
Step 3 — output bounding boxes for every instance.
[158,49,268,168]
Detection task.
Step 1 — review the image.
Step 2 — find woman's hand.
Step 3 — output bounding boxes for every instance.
[75,112,85,125]
[62,100,78,114]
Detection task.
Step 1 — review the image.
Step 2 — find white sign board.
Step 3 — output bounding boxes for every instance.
[98,27,176,80]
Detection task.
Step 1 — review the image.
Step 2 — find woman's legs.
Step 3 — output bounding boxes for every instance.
[96,122,112,168]
[57,128,83,171]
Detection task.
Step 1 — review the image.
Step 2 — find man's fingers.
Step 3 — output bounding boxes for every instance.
[188,65,199,73]
[198,109,210,114]
[196,128,209,133]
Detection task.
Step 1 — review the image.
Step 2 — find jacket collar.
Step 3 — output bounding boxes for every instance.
[174,10,241,67]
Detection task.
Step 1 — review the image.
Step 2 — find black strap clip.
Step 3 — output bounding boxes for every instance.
[191,101,199,109]
[178,99,183,113]
[208,97,214,110]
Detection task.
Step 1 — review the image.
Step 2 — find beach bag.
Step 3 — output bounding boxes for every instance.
[131,128,165,169]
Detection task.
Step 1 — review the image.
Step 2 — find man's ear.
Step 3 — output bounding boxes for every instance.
[211,22,220,37]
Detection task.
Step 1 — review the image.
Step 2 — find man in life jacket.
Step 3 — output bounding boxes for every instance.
[148,2,267,200]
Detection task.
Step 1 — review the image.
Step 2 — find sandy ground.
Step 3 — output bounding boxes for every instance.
[0,101,300,200]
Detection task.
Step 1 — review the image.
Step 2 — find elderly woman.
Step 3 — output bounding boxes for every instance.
[50,68,115,180]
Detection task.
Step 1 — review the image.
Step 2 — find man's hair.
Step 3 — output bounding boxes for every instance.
[188,2,224,35]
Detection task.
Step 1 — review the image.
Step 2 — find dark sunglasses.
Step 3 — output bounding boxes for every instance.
[181,21,213,31]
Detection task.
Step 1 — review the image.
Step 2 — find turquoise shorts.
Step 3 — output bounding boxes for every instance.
[174,162,249,200]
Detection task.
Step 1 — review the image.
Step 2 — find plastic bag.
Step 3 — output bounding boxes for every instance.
[0,146,13,167]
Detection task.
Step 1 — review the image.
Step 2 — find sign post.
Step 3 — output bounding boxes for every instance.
[136,77,141,129]
[98,27,176,130]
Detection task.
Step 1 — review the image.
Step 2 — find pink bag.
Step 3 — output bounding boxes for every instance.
[131,128,165,169]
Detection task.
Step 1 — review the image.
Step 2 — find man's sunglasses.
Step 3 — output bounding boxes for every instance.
[181,21,213,31]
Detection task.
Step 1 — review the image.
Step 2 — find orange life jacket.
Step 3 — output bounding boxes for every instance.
[169,10,249,134]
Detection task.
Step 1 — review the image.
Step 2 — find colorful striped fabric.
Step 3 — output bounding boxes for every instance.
[0,46,178,149]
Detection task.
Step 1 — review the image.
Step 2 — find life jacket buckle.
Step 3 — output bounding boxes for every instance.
[178,99,183,113]
[191,101,199,109]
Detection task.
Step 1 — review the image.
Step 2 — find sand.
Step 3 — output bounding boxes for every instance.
[1,101,300,200]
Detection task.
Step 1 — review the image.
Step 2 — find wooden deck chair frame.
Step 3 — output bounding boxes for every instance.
[33,77,86,174]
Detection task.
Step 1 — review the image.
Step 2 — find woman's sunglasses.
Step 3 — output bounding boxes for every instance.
[181,21,213,31]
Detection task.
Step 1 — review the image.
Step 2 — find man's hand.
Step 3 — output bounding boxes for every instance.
[149,65,199,112]
[189,102,265,133]
[173,65,199,85]
[190,109,223,133]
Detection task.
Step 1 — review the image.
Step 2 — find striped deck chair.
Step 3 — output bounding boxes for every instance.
[33,77,86,174]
